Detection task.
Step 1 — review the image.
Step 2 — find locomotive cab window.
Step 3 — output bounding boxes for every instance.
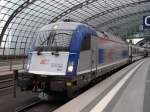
[34,30,73,51]
[80,34,91,51]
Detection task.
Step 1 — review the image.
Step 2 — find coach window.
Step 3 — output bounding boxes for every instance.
[80,34,91,51]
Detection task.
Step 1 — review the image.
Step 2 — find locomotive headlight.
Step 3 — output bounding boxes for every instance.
[67,62,74,72]
[68,65,73,72]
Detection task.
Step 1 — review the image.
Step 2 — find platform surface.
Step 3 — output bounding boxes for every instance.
[54,58,150,112]
[109,58,148,112]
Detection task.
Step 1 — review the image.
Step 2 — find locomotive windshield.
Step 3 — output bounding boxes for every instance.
[34,30,73,51]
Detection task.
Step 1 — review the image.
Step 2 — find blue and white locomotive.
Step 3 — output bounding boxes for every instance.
[18,22,148,99]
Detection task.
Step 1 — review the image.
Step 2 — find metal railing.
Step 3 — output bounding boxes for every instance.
[0,57,27,72]
[0,78,13,90]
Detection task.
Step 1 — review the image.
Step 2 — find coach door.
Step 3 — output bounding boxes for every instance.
[90,36,97,79]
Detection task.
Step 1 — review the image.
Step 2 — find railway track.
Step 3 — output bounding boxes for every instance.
[15,97,67,112]
[0,72,66,112]
[15,99,43,112]
[0,71,24,91]
[0,78,13,90]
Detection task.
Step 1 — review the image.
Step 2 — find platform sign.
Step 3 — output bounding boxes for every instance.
[143,16,150,29]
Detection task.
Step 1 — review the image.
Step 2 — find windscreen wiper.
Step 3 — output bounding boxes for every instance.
[37,31,56,55]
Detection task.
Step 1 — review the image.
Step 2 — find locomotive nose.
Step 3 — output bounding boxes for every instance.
[28,52,69,76]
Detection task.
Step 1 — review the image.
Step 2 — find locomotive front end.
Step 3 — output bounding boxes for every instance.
[18,22,79,99]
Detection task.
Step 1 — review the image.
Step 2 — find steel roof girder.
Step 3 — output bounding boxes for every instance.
[50,0,98,23]
[83,0,150,22]
[96,10,150,29]
[107,18,141,31]
[0,0,37,44]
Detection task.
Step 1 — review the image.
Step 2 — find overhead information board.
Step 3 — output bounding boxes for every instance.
[143,16,150,29]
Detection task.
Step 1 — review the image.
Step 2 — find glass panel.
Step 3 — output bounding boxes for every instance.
[35,30,73,51]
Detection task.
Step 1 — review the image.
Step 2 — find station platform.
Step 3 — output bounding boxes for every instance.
[54,58,150,112]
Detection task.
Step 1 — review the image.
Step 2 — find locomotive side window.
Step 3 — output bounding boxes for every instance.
[80,34,91,51]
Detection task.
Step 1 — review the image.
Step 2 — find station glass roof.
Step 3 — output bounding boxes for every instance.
[0,0,150,56]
